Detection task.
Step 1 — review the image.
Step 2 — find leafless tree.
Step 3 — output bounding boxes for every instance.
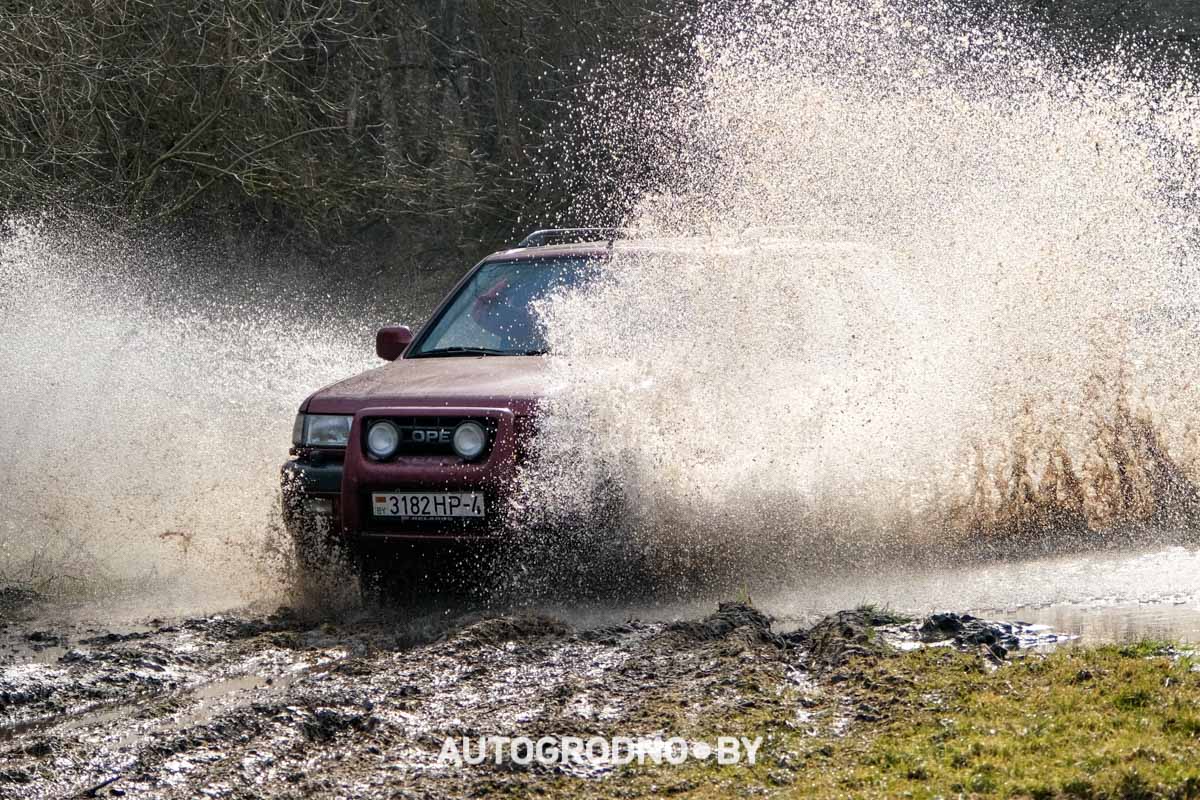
[0,0,686,243]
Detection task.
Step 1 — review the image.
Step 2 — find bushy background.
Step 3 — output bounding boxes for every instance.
[1,0,1197,261]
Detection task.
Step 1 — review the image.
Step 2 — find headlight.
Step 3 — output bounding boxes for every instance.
[452,421,487,461]
[295,414,352,447]
[367,421,400,460]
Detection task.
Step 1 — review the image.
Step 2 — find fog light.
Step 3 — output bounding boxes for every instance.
[367,421,400,459]
[453,421,487,461]
[304,497,334,515]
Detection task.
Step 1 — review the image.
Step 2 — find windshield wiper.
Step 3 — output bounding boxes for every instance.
[411,346,511,358]
[411,346,552,358]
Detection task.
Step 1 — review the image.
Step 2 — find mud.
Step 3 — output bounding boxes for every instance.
[0,599,1068,799]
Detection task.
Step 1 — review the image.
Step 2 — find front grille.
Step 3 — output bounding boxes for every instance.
[363,416,495,458]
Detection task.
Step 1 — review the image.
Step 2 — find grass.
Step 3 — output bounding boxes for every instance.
[586,644,1200,799]
[853,602,913,626]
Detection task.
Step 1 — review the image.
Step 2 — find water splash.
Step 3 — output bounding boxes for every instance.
[520,0,1200,579]
[0,218,372,609]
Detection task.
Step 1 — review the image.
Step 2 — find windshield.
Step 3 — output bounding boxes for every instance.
[410,257,599,357]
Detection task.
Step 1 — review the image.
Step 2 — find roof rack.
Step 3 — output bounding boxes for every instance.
[517,228,630,248]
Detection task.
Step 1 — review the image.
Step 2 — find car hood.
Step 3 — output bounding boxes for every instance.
[302,356,551,415]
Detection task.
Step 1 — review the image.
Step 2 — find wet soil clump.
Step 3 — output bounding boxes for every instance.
[0,601,1070,798]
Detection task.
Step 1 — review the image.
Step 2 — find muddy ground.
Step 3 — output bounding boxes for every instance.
[0,595,1074,800]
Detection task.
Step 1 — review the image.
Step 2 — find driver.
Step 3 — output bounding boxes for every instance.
[469,272,543,348]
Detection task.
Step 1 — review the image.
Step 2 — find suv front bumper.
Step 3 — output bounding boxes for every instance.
[281,452,344,529]
[282,407,524,542]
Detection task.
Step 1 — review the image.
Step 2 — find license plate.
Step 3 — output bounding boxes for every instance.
[371,492,485,519]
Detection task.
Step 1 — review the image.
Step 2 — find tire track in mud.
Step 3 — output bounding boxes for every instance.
[0,604,802,798]
[0,601,1074,799]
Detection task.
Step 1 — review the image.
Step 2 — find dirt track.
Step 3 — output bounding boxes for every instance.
[0,594,1081,800]
[0,602,798,798]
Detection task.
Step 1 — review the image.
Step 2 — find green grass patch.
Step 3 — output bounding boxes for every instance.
[1118,638,1178,658]
[591,646,1200,799]
[852,603,913,626]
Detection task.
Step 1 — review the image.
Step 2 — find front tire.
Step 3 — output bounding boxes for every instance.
[282,490,359,599]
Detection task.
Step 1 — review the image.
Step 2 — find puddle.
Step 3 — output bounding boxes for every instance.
[758,546,1200,644]
[986,601,1200,645]
[106,670,308,750]
[0,665,313,746]
[536,547,1200,645]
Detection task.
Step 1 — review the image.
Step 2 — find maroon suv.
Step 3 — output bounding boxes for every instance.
[282,229,617,575]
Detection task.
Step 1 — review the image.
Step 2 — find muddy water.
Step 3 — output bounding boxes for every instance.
[0,220,462,611]
[0,547,1195,798]
[764,547,1200,643]
[525,0,1200,575]
[0,602,803,798]
[7,546,1199,650]
[525,546,1200,644]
